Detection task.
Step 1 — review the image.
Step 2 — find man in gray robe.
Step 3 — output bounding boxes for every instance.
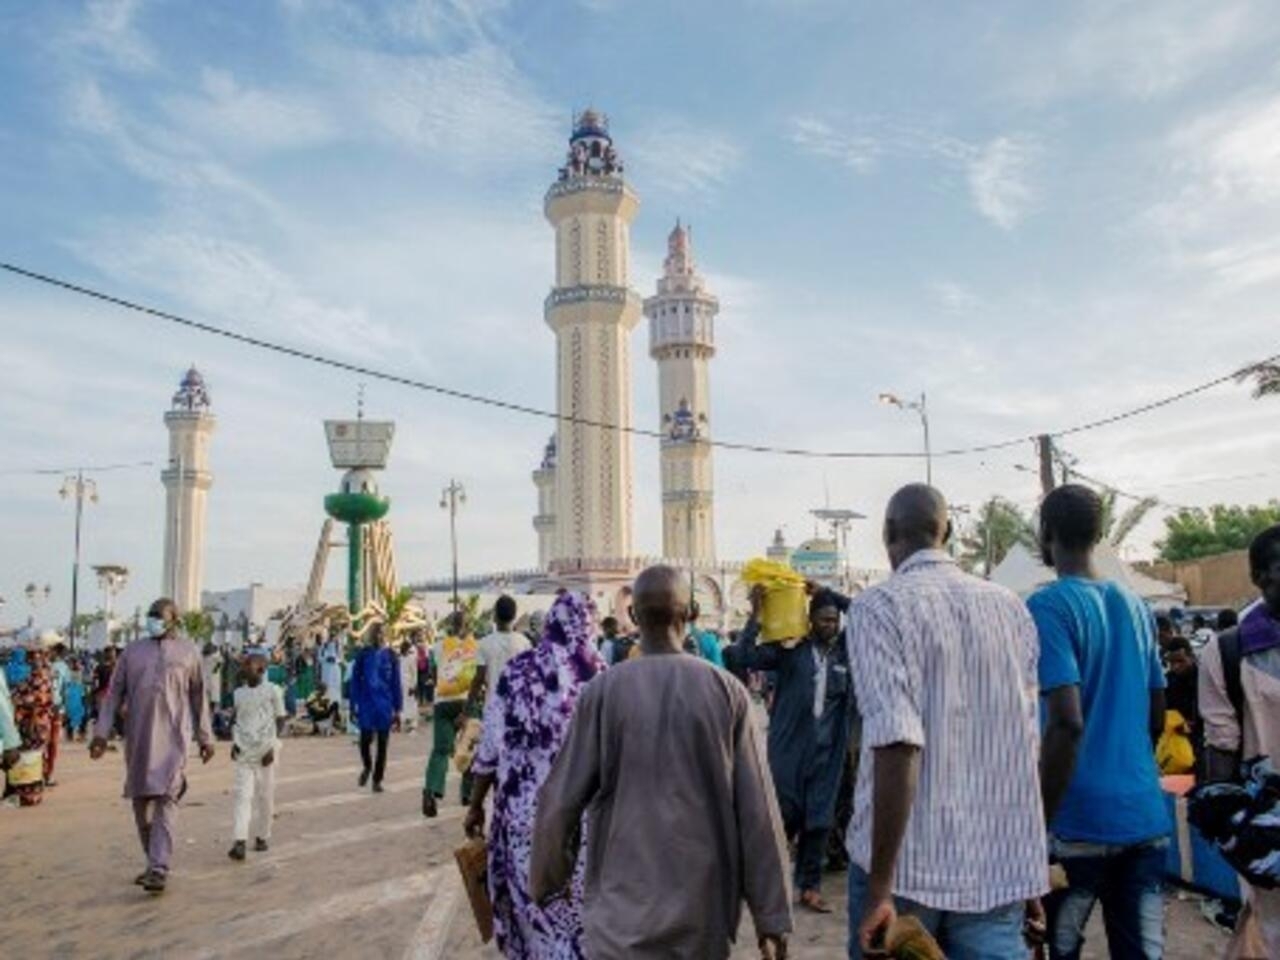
[531,565,793,959]
[91,598,214,894]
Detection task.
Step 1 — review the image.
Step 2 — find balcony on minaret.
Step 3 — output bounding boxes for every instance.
[645,220,720,359]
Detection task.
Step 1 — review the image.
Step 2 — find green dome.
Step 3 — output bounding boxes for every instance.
[324,491,390,524]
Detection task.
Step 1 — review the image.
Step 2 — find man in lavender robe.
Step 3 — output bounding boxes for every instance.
[91,598,214,894]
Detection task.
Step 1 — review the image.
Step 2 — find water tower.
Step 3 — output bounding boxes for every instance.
[323,415,394,614]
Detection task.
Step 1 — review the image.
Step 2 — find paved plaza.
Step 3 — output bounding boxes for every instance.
[4,729,1229,959]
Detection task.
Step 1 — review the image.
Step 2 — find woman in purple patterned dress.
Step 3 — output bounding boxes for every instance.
[465,591,605,959]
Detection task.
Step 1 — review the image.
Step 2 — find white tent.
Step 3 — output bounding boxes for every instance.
[991,543,1187,607]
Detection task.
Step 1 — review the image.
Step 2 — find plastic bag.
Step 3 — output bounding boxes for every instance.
[1156,710,1195,775]
[741,558,808,643]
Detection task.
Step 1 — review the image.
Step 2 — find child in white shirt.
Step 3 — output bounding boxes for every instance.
[228,647,287,861]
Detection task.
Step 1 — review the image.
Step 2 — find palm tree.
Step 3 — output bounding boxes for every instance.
[1098,490,1159,548]
[1237,361,1280,398]
[958,497,1037,576]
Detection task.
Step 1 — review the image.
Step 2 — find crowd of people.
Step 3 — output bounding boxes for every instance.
[3,481,1279,958]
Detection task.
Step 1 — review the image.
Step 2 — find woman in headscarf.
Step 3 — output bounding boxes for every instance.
[464,591,605,959]
[9,646,55,806]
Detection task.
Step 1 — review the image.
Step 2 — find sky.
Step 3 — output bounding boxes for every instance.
[3,0,1280,626]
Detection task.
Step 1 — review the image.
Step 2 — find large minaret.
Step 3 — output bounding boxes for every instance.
[161,366,215,612]
[644,222,719,563]
[544,109,641,566]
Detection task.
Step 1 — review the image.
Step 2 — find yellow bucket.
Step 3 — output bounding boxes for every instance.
[6,749,43,787]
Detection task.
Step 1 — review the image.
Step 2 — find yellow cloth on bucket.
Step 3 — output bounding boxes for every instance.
[741,558,808,643]
[1156,709,1195,775]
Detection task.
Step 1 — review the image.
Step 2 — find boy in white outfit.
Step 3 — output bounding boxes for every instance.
[228,647,286,861]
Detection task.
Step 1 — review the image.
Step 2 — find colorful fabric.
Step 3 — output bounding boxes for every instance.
[349,645,403,733]
[432,635,479,701]
[472,591,605,959]
[10,656,54,806]
[0,672,20,752]
[6,648,31,687]
[1241,603,1280,657]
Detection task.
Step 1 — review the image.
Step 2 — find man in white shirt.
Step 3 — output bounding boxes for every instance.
[228,647,287,862]
[846,485,1047,959]
[466,595,530,718]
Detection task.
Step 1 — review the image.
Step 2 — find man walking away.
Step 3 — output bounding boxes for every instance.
[227,646,286,861]
[532,565,792,960]
[1031,484,1169,960]
[349,623,401,793]
[1200,524,1280,957]
[90,599,215,895]
[399,641,419,734]
[465,595,529,719]
[424,614,478,815]
[736,586,854,913]
[848,485,1046,959]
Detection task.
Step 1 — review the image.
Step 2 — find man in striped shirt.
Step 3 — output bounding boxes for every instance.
[846,484,1048,959]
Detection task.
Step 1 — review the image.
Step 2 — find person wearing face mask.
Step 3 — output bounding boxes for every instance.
[90,598,215,895]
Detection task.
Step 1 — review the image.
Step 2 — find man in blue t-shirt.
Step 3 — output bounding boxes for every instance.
[1028,484,1169,960]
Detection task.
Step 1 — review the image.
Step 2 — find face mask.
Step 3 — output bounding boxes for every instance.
[146,616,168,639]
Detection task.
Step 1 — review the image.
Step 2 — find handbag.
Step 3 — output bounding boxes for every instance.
[453,837,494,943]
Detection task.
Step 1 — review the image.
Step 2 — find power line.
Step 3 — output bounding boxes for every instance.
[0,460,155,477]
[4,261,1277,461]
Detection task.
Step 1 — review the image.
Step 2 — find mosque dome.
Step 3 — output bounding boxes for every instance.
[171,365,212,411]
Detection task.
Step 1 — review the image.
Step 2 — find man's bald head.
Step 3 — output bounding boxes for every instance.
[883,484,951,570]
[631,565,691,653]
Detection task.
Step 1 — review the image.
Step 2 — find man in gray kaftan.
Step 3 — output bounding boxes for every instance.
[91,598,214,894]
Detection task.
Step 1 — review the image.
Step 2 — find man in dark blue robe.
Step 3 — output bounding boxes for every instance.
[736,587,855,913]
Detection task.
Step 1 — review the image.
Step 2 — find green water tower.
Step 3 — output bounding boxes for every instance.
[323,417,394,614]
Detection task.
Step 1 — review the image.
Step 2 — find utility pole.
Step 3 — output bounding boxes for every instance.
[440,480,466,615]
[59,471,99,650]
[1037,435,1056,497]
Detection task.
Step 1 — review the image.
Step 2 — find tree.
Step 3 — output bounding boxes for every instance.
[958,497,1037,576]
[1099,490,1159,548]
[180,609,217,645]
[1155,501,1280,562]
[1237,361,1280,399]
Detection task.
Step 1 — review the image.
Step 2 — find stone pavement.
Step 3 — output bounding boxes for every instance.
[2,730,1230,959]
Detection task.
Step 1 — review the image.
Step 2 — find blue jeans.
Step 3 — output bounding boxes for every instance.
[1045,836,1167,960]
[846,864,1026,959]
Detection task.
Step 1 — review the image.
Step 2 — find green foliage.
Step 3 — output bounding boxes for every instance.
[1098,490,1159,548]
[1237,362,1280,399]
[958,497,1037,576]
[435,594,487,637]
[180,609,217,643]
[1156,501,1280,562]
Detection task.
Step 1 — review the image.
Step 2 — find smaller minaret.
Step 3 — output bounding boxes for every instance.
[645,221,720,564]
[766,528,793,566]
[532,435,558,569]
[162,367,215,612]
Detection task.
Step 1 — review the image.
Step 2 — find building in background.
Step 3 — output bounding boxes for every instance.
[541,108,641,576]
[162,367,215,612]
[645,221,720,565]
[532,435,558,569]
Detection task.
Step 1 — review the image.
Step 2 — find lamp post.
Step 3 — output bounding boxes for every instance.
[879,391,932,485]
[93,564,130,629]
[24,582,52,628]
[59,471,98,649]
[440,480,466,615]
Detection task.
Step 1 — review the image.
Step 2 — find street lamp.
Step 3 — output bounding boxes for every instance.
[879,391,932,485]
[59,472,98,649]
[439,480,467,615]
[93,564,130,626]
[24,582,52,628]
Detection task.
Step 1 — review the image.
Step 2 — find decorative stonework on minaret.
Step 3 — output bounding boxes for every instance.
[645,221,720,563]
[532,435,558,569]
[161,366,215,612]
[544,109,641,566]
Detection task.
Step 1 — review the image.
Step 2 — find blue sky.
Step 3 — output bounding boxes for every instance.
[3,0,1280,624]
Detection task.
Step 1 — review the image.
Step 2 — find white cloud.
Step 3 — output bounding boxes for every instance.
[330,43,560,170]
[69,0,155,72]
[789,117,1039,229]
[1144,88,1280,291]
[163,68,339,153]
[629,119,742,196]
[1014,0,1275,102]
[967,135,1038,230]
[932,281,980,314]
[788,116,878,172]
